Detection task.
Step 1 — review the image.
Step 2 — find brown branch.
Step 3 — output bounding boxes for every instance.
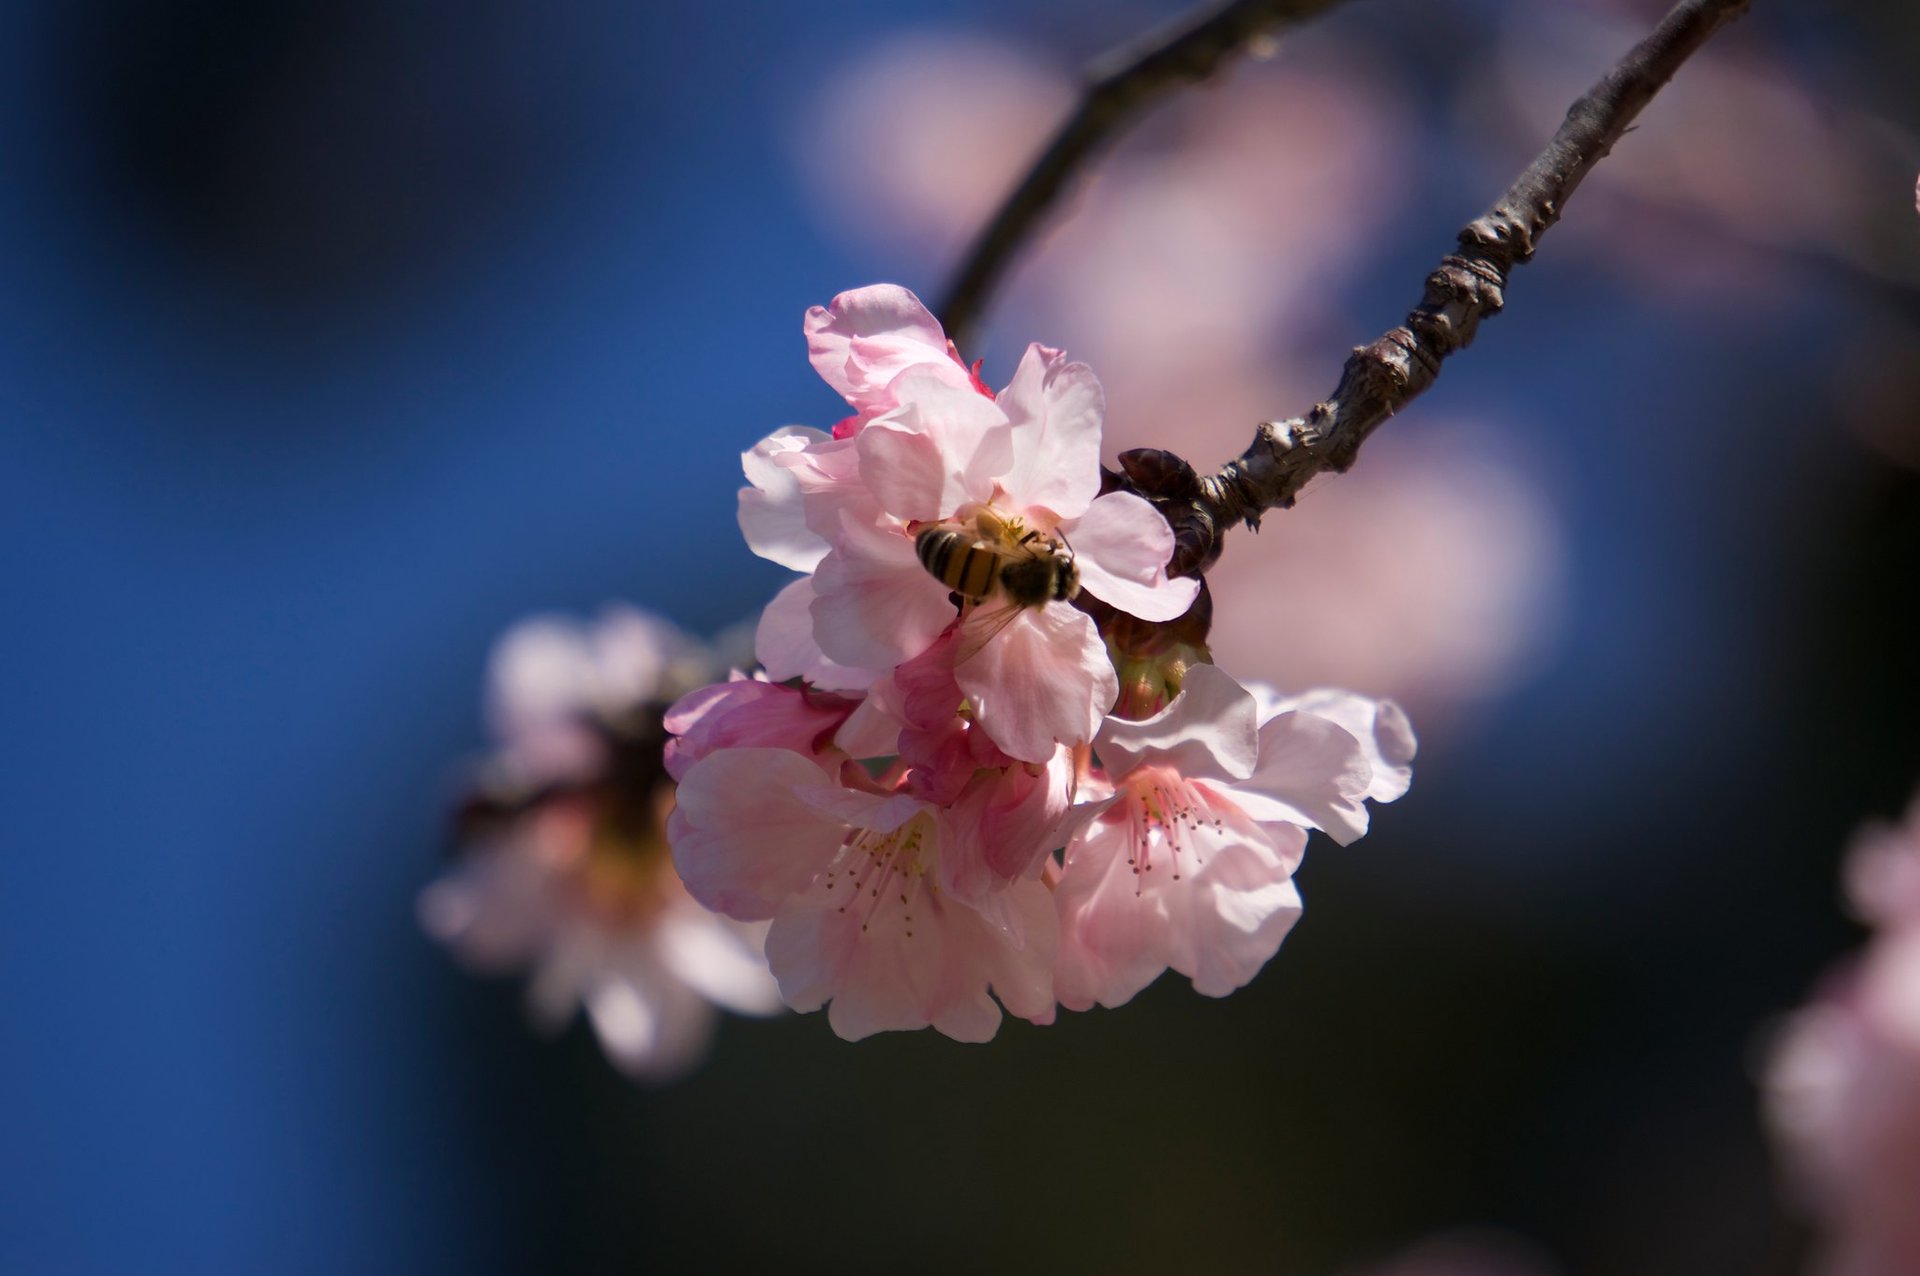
[935,0,1353,352]
[1126,0,1754,578]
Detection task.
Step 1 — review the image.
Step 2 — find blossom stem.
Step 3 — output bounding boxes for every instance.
[1152,0,1754,575]
[935,0,1353,353]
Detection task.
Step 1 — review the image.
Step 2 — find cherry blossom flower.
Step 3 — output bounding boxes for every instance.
[1766,795,1920,1276]
[1054,663,1414,1010]
[668,741,1081,1042]
[671,283,1419,1044]
[741,284,1199,762]
[420,608,782,1082]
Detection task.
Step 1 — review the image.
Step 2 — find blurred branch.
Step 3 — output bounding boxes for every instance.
[936,0,1352,351]
[1123,0,1754,577]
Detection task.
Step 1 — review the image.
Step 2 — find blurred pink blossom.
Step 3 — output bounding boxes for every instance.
[1205,421,1565,724]
[1353,1229,1563,1276]
[795,33,1073,262]
[1023,55,1412,398]
[420,608,782,1082]
[1481,8,1920,311]
[1766,795,1920,1276]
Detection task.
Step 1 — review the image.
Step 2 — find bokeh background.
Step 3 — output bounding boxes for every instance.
[6,0,1920,1272]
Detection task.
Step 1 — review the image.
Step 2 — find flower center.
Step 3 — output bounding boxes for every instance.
[1115,765,1226,890]
[562,784,678,921]
[822,810,938,939]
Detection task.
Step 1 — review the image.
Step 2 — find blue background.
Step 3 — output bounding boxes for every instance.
[4,0,1918,1272]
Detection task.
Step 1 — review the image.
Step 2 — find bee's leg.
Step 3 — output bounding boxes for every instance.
[948,590,966,612]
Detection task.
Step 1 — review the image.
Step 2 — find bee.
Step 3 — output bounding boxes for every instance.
[915,513,1079,609]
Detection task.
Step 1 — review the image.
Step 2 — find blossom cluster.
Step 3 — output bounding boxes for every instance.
[667,284,1415,1041]
[420,608,782,1081]
[1766,793,1920,1276]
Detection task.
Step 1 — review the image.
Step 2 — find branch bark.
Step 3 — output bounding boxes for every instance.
[1129,0,1753,577]
[935,0,1353,353]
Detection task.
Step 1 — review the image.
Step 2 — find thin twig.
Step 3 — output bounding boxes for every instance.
[1124,0,1754,577]
[936,0,1353,352]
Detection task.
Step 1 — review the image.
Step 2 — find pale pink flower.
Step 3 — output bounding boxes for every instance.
[421,609,782,1082]
[421,797,782,1081]
[1055,663,1413,1010]
[479,606,711,790]
[668,744,1081,1041]
[1766,796,1920,1276]
[743,285,1198,760]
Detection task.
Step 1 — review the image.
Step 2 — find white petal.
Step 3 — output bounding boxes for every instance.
[754,577,877,692]
[995,343,1104,521]
[1097,662,1260,783]
[855,370,1009,521]
[1187,871,1303,999]
[1230,712,1373,845]
[804,284,962,412]
[487,617,597,735]
[656,909,784,1016]
[1259,687,1417,804]
[1066,491,1199,622]
[739,426,833,572]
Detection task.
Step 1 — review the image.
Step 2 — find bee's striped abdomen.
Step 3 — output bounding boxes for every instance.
[916,527,998,601]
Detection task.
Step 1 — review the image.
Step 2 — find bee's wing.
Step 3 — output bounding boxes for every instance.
[950,600,1027,669]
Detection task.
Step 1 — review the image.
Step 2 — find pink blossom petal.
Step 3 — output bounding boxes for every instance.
[834,694,905,760]
[662,675,852,779]
[485,620,607,781]
[1054,824,1177,1011]
[1057,780,1308,1008]
[811,515,957,672]
[766,877,1055,1041]
[939,753,1073,903]
[795,783,921,833]
[1065,491,1200,621]
[959,880,1059,1027]
[1183,850,1305,998]
[770,431,882,545]
[655,909,784,1016]
[1260,686,1417,804]
[805,284,966,413]
[416,850,559,970]
[1148,800,1304,991]
[668,748,849,919]
[585,972,717,1082]
[755,577,877,692]
[855,369,1010,521]
[739,426,834,572]
[955,603,1117,763]
[995,343,1104,520]
[1231,711,1374,844]
[1097,661,1260,783]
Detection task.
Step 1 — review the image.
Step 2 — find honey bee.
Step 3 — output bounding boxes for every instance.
[915,512,1079,609]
